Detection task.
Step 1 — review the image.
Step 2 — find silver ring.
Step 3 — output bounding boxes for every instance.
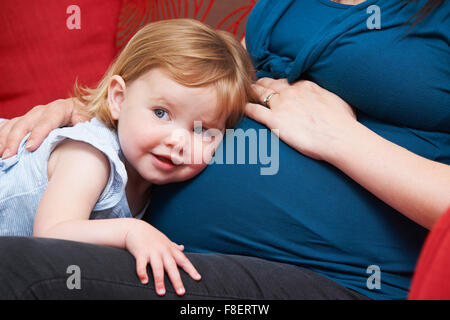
[263,92,277,108]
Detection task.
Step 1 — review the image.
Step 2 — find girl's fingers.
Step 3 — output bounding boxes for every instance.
[173,250,202,282]
[135,256,149,285]
[163,254,186,296]
[149,255,166,296]
[171,241,184,251]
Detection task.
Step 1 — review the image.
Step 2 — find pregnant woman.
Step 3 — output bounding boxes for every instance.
[0,0,449,300]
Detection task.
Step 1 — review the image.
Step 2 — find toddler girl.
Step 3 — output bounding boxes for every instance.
[0,19,255,296]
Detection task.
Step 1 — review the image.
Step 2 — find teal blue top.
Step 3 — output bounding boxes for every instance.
[247,0,450,134]
[147,0,450,300]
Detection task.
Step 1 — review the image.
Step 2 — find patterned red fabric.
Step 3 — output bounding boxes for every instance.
[409,207,450,299]
[116,0,257,50]
[0,0,256,119]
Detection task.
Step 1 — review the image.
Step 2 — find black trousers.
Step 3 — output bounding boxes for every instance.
[0,237,369,300]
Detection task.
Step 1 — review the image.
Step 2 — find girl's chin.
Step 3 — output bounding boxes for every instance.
[143,168,206,185]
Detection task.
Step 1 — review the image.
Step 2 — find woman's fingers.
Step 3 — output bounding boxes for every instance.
[252,83,279,108]
[256,77,289,92]
[25,113,70,152]
[245,103,272,128]
[25,99,78,152]
[0,118,17,157]
[0,117,25,158]
[0,105,52,158]
[245,83,279,128]
[0,118,9,131]
[0,98,84,158]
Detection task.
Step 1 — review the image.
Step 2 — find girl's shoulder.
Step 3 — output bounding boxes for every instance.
[47,138,111,182]
[42,118,128,211]
[47,118,121,155]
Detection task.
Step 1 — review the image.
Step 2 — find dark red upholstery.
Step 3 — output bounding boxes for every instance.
[0,0,256,119]
[0,0,121,119]
[409,207,450,299]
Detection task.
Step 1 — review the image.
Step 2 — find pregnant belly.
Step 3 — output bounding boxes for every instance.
[148,115,431,299]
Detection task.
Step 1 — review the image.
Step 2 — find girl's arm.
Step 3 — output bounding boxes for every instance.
[34,140,201,295]
[33,139,111,239]
[246,78,450,230]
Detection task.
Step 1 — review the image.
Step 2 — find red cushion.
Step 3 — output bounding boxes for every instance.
[409,207,450,299]
[0,0,121,119]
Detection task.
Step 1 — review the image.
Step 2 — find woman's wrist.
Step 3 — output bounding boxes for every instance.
[70,97,92,125]
[321,120,450,229]
[320,118,364,165]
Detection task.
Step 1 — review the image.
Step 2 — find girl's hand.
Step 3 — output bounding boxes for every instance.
[0,98,90,159]
[245,78,357,162]
[125,222,201,296]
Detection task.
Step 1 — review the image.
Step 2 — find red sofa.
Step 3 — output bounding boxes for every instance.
[409,207,450,300]
[0,0,255,119]
[1,0,448,299]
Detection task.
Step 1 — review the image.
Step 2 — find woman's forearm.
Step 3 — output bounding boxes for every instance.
[327,121,450,230]
[34,218,143,248]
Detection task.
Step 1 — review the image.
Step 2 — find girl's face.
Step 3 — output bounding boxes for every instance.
[108,68,226,186]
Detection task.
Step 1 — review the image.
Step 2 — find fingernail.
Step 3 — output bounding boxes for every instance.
[177,288,185,295]
[25,140,34,150]
[2,148,10,159]
[158,288,166,295]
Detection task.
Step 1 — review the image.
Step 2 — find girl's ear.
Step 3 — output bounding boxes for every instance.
[108,75,127,120]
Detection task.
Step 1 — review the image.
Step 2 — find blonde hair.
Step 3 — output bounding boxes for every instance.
[74,19,256,129]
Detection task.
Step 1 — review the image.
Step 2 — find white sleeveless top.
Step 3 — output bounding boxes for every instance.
[0,118,147,236]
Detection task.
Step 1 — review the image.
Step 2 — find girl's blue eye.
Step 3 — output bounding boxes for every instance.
[154,108,170,120]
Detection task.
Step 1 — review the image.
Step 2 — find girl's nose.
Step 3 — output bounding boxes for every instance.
[163,128,190,154]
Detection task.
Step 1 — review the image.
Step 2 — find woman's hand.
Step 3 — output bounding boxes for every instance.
[245,78,357,162]
[247,78,450,229]
[125,222,201,296]
[0,98,90,159]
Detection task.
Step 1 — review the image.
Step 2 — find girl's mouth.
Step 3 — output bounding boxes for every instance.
[151,153,180,170]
